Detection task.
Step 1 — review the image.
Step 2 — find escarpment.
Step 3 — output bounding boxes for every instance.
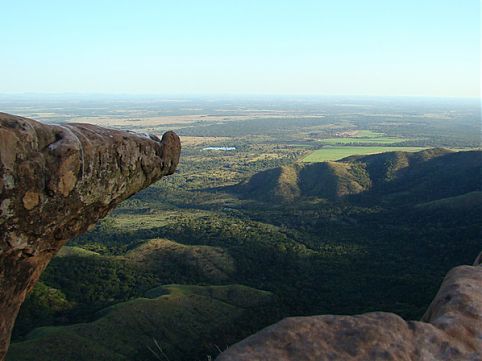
[0,113,181,360]
[217,254,482,361]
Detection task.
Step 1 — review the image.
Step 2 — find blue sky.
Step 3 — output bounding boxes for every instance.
[1,1,479,97]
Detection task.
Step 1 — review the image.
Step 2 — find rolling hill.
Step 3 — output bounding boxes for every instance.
[233,149,482,205]
[8,284,278,361]
[233,161,371,202]
[126,238,236,283]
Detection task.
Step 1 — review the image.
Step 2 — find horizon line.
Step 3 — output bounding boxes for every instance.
[0,92,480,100]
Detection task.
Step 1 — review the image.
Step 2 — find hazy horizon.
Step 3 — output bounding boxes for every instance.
[0,92,479,100]
[2,1,480,98]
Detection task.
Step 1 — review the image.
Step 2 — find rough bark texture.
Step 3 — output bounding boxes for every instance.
[0,113,181,360]
[217,255,482,361]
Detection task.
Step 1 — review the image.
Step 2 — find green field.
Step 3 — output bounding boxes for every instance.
[319,130,414,145]
[352,130,383,137]
[302,146,427,162]
[320,137,409,145]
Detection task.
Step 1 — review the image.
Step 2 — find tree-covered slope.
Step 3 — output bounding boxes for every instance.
[234,161,371,202]
[126,238,236,283]
[8,285,279,361]
[233,149,482,205]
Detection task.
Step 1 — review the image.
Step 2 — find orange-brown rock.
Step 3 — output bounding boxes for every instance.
[217,255,482,361]
[0,113,180,360]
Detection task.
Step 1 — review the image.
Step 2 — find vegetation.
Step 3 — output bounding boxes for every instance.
[318,130,416,145]
[302,146,427,162]
[7,98,481,361]
[9,285,280,361]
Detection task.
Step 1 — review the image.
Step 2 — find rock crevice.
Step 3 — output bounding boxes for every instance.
[0,113,181,360]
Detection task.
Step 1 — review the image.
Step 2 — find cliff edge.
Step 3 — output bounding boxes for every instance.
[217,254,482,361]
[0,113,181,360]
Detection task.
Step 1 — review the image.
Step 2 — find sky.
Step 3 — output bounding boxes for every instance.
[0,0,479,97]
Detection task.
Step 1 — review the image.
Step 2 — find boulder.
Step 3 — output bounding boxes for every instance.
[217,256,482,361]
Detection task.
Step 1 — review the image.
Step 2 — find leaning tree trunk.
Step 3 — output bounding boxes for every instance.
[0,113,181,360]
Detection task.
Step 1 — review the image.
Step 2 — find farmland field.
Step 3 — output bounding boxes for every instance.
[318,130,415,145]
[302,146,427,162]
[319,136,411,145]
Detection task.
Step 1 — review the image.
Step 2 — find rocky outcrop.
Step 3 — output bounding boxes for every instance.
[0,113,180,360]
[217,254,482,361]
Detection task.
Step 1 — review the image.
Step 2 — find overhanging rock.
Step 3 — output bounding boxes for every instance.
[0,113,181,360]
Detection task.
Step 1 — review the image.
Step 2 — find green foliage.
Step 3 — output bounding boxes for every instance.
[236,149,481,207]
[38,255,159,324]
[302,146,428,162]
[126,238,236,283]
[10,100,481,361]
[318,130,415,145]
[12,283,73,340]
[8,285,281,361]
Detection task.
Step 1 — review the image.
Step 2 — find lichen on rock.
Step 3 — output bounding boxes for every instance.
[0,112,181,360]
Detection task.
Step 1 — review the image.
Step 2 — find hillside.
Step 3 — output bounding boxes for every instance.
[217,258,482,361]
[13,238,241,339]
[363,149,482,204]
[234,161,371,202]
[233,149,482,205]
[126,238,236,282]
[8,285,278,361]
[416,191,482,211]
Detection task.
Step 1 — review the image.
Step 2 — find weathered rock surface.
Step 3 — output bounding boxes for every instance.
[0,113,180,360]
[217,255,482,361]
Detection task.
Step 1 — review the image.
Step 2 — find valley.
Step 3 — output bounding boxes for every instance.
[2,96,480,361]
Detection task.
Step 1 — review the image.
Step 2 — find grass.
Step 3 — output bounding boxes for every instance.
[319,130,414,145]
[126,238,236,282]
[107,212,173,231]
[8,285,276,361]
[319,137,410,145]
[56,246,100,257]
[352,130,382,137]
[416,191,482,210]
[302,146,427,162]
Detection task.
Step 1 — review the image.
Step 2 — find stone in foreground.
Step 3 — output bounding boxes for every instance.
[217,257,482,361]
[0,113,181,360]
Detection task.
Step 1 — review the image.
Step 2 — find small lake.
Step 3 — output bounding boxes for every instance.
[202,147,236,151]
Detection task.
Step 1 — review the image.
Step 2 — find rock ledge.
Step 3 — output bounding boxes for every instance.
[0,113,181,360]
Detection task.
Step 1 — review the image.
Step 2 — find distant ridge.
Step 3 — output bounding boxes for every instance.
[232,148,482,205]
